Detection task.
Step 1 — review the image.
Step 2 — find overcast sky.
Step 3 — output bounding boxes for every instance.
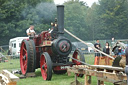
[54,0,98,7]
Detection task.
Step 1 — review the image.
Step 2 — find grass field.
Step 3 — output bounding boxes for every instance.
[0,54,113,85]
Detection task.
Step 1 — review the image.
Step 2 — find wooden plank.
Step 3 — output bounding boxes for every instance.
[20,72,36,79]
[70,74,82,85]
[0,70,19,85]
[0,74,10,83]
[73,65,124,72]
[70,80,82,85]
[68,67,127,84]
[7,81,17,85]
[95,71,126,83]
[85,75,88,85]
[97,80,104,85]
[26,72,36,77]
[90,65,124,72]
[84,75,91,85]
[2,70,19,82]
[67,67,84,74]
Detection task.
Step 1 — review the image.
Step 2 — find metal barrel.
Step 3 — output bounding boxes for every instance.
[57,5,64,36]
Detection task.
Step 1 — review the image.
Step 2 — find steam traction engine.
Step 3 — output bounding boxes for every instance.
[20,5,85,80]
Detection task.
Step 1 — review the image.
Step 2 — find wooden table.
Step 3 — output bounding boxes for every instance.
[68,65,127,85]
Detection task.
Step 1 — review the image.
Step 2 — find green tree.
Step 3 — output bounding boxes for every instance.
[85,3,99,40]
[87,0,128,39]
[64,0,88,41]
[0,0,56,45]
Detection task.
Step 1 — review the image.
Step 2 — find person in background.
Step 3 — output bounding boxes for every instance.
[26,25,36,37]
[103,42,111,55]
[94,39,101,57]
[118,46,122,56]
[111,37,115,46]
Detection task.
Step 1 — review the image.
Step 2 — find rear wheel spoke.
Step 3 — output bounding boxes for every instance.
[44,63,47,68]
[24,61,27,67]
[23,47,27,52]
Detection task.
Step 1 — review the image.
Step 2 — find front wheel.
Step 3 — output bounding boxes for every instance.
[40,52,52,80]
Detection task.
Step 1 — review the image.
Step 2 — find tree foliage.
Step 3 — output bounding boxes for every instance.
[1,0,128,45]
[0,0,55,45]
[88,0,128,39]
[64,0,128,41]
[64,0,88,41]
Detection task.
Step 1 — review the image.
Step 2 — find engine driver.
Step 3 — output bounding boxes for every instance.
[26,25,36,38]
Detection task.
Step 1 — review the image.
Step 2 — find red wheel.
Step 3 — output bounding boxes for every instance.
[72,49,85,77]
[40,52,52,80]
[20,40,36,75]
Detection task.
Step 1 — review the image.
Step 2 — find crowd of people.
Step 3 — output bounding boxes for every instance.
[94,38,124,57]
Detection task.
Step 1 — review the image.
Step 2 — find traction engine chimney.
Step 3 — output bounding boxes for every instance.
[57,5,64,36]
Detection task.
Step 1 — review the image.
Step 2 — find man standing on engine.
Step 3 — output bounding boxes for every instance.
[26,25,36,38]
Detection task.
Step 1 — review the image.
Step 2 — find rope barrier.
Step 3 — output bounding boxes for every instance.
[64,29,114,60]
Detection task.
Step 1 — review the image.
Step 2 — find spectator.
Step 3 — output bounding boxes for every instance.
[94,39,101,57]
[111,37,115,47]
[103,42,111,55]
[118,46,122,56]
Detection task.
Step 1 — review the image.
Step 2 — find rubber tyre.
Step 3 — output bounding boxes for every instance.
[40,52,52,80]
[20,39,36,75]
